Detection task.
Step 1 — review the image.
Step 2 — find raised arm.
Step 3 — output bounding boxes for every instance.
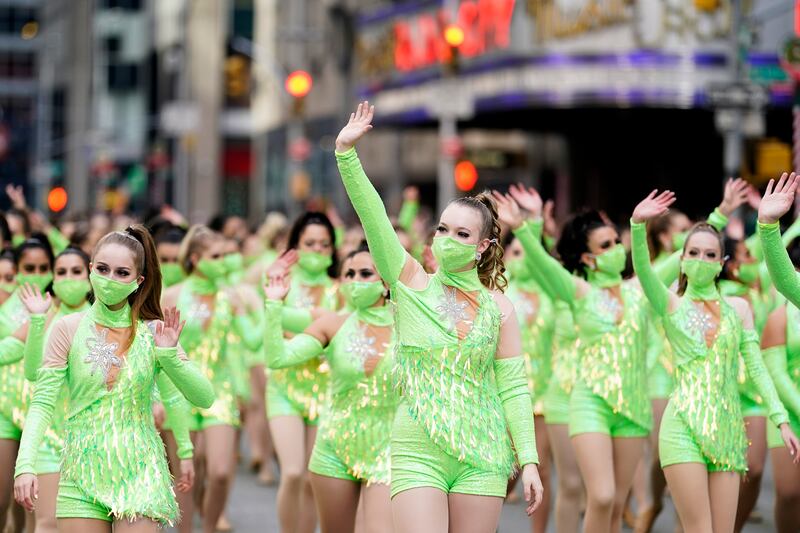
[263,274,326,370]
[20,285,53,379]
[154,308,215,409]
[630,190,679,316]
[758,173,800,307]
[496,188,578,302]
[335,102,416,286]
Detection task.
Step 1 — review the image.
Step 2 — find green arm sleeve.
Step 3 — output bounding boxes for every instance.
[746,233,764,262]
[155,346,215,409]
[46,228,70,255]
[759,222,800,309]
[513,220,576,303]
[226,343,249,400]
[763,345,800,420]
[155,373,194,459]
[514,220,561,301]
[264,301,324,370]
[281,307,313,334]
[14,368,64,476]
[741,329,789,428]
[494,357,538,466]
[0,336,24,367]
[398,198,419,233]
[631,220,670,316]
[646,312,663,371]
[234,312,264,352]
[23,314,46,381]
[707,208,729,232]
[336,147,407,285]
[543,234,556,253]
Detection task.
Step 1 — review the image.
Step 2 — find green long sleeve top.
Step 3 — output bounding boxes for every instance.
[759,221,800,309]
[632,220,789,471]
[265,300,397,484]
[762,303,800,422]
[336,146,537,473]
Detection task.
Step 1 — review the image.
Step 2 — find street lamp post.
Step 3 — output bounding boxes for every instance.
[437,4,464,214]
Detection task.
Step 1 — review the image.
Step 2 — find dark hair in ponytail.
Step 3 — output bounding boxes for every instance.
[16,232,55,269]
[449,191,507,291]
[556,210,607,279]
[93,224,163,349]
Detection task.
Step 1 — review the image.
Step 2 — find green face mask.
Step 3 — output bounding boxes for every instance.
[223,253,244,274]
[54,278,91,307]
[17,273,53,292]
[505,257,532,282]
[90,271,139,306]
[11,235,24,248]
[672,231,688,252]
[432,237,477,273]
[160,263,185,288]
[593,244,627,275]
[0,282,16,294]
[737,262,759,285]
[681,259,722,287]
[196,258,227,281]
[341,280,385,310]
[297,251,333,274]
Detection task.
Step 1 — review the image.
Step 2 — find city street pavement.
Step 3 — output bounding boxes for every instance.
[175,453,778,532]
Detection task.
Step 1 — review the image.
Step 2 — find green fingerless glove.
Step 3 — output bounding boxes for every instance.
[0,336,24,366]
[15,368,65,476]
[707,208,729,232]
[398,199,419,234]
[156,373,194,459]
[265,301,324,369]
[513,220,576,303]
[631,220,670,315]
[336,147,407,285]
[494,357,538,467]
[23,314,46,381]
[155,346,215,409]
[281,307,313,333]
[234,312,264,352]
[741,329,789,428]
[759,222,800,309]
[763,345,800,421]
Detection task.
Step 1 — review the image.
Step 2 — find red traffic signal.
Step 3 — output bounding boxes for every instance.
[48,187,68,212]
[285,70,313,98]
[454,161,478,191]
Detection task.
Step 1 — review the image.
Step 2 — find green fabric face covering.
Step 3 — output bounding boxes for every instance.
[297,251,333,274]
[340,281,385,310]
[17,273,53,292]
[737,262,759,285]
[160,263,185,287]
[594,244,626,275]
[223,253,244,274]
[432,236,476,273]
[196,258,227,282]
[90,271,138,307]
[53,278,91,307]
[0,282,16,294]
[681,259,722,300]
[11,235,24,248]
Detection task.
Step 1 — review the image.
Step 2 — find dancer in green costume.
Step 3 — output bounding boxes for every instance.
[0,237,53,532]
[631,189,799,533]
[162,225,254,533]
[267,212,338,533]
[155,225,187,289]
[0,249,17,306]
[336,102,542,533]
[761,278,800,532]
[264,244,397,533]
[13,226,214,532]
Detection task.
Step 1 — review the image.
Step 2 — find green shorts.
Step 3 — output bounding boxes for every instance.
[56,480,113,522]
[543,380,570,426]
[309,437,359,483]
[768,413,799,449]
[390,407,507,499]
[266,381,319,426]
[740,393,767,418]
[659,402,729,472]
[569,382,649,438]
[648,361,673,400]
[0,413,21,441]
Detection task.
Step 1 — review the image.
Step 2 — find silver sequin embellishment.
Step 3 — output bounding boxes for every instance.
[294,286,315,310]
[85,328,122,380]
[346,324,377,364]
[686,305,715,340]
[597,290,622,319]
[436,287,469,331]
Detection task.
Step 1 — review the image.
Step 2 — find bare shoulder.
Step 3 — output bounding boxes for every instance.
[491,290,516,318]
[724,296,753,324]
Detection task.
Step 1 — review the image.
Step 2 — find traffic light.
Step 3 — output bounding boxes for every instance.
[443,23,464,74]
[225,55,249,99]
[454,160,478,191]
[285,70,313,115]
[47,187,68,213]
